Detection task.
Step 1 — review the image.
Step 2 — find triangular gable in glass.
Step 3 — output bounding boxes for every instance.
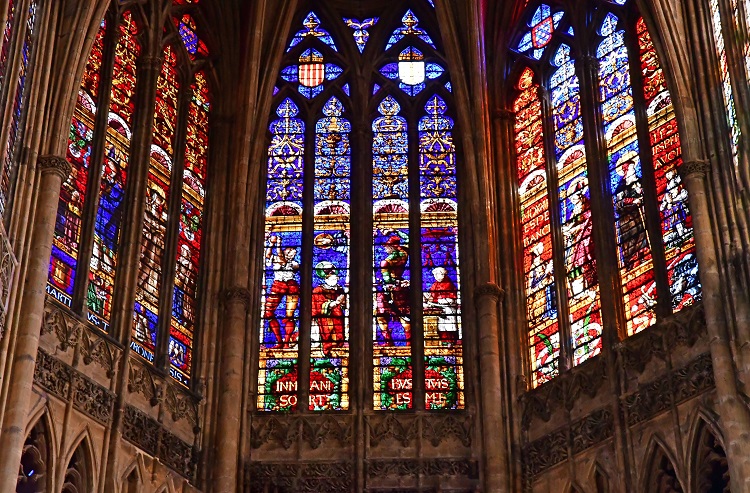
[288,11,338,52]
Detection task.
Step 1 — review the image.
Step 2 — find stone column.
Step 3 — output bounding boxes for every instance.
[0,155,70,491]
[212,287,250,492]
[679,160,750,490]
[474,282,510,492]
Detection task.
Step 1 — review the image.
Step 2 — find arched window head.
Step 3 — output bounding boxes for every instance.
[48,1,213,389]
[257,2,463,414]
[510,0,701,388]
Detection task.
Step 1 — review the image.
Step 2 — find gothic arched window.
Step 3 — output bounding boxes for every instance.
[707,0,750,168]
[0,0,40,219]
[47,1,212,388]
[257,2,463,413]
[510,1,701,387]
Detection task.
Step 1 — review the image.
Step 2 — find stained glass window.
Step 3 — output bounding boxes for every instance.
[47,2,212,388]
[709,0,741,167]
[1,0,38,218]
[511,0,700,388]
[258,5,463,413]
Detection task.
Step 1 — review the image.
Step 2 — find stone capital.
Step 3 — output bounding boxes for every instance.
[474,282,504,305]
[221,287,251,309]
[679,160,711,181]
[37,155,71,179]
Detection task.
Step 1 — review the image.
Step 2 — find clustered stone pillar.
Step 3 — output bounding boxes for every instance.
[474,282,510,492]
[212,287,251,492]
[679,160,750,490]
[0,155,70,492]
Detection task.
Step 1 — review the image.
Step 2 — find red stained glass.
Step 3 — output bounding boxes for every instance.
[132,45,180,363]
[515,68,560,387]
[170,71,210,387]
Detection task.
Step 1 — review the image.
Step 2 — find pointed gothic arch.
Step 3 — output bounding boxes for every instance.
[642,437,684,493]
[692,420,730,493]
[16,415,51,493]
[61,438,92,493]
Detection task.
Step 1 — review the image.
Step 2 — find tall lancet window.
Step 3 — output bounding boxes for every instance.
[257,3,463,413]
[510,1,700,388]
[0,0,39,219]
[47,1,213,388]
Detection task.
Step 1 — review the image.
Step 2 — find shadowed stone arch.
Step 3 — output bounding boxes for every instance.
[16,417,52,493]
[693,422,730,493]
[643,440,684,493]
[61,438,92,493]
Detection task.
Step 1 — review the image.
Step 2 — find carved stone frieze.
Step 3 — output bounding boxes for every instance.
[366,458,478,479]
[42,302,122,376]
[624,353,713,426]
[250,415,302,450]
[122,405,197,481]
[523,428,568,477]
[570,408,614,454]
[127,359,159,404]
[421,413,473,447]
[34,349,115,424]
[366,413,418,447]
[521,357,607,427]
[71,371,115,424]
[164,382,201,430]
[34,348,74,399]
[300,415,352,449]
[678,160,711,180]
[247,461,353,493]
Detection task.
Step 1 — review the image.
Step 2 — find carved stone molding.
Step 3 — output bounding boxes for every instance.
[221,286,251,309]
[123,405,197,480]
[301,415,352,449]
[366,413,418,447]
[247,461,353,493]
[42,302,122,376]
[37,155,72,179]
[250,416,302,450]
[523,428,568,477]
[366,458,478,479]
[624,353,714,426]
[570,408,614,454]
[473,282,504,304]
[164,383,201,430]
[34,349,115,424]
[679,160,711,180]
[421,413,473,447]
[521,357,607,428]
[127,358,160,405]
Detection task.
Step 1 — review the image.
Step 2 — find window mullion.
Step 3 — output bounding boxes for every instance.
[154,73,192,373]
[539,82,575,373]
[624,16,673,320]
[575,50,627,345]
[408,111,425,411]
[298,104,315,412]
[74,14,120,315]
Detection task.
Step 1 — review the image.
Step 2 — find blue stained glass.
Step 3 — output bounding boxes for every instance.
[325,64,343,80]
[445,82,452,92]
[273,86,279,95]
[288,12,338,52]
[380,63,399,80]
[427,0,435,6]
[299,84,324,99]
[343,83,350,96]
[516,4,563,59]
[178,21,198,54]
[343,17,379,53]
[373,83,381,95]
[401,82,425,96]
[281,65,298,82]
[425,63,444,79]
[386,10,436,50]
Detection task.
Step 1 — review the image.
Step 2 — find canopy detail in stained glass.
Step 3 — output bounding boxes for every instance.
[343,17,378,53]
[386,10,436,50]
[288,11,337,52]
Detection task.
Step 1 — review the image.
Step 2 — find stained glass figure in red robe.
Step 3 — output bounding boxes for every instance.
[311,261,346,357]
